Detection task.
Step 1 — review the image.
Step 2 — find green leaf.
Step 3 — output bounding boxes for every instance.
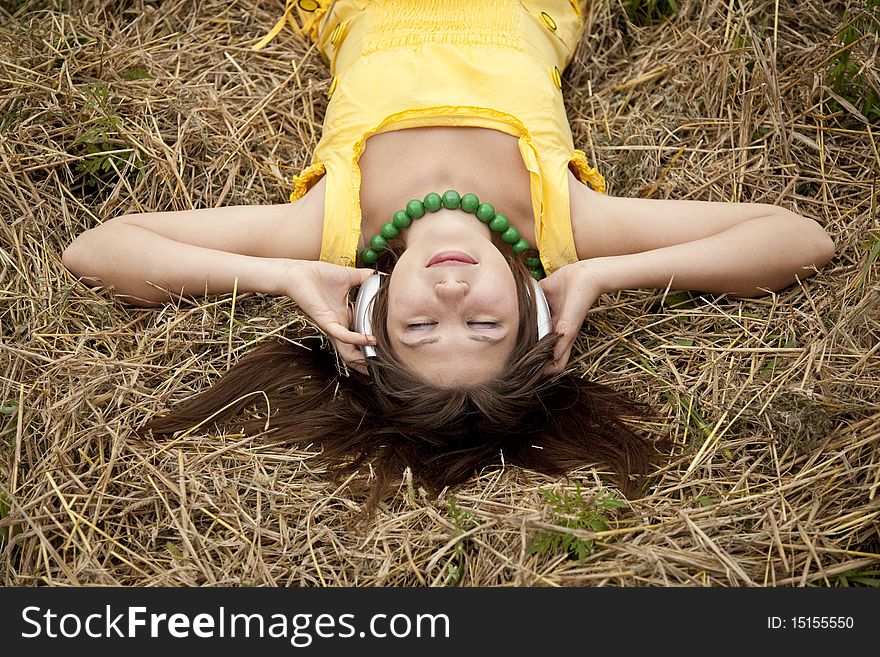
[695,495,715,507]
[850,577,880,587]
[856,233,880,288]
[596,491,628,510]
[122,67,153,81]
[0,492,20,546]
[663,291,695,309]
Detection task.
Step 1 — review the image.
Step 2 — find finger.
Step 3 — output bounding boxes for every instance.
[351,267,377,285]
[543,358,566,375]
[325,322,377,347]
[549,319,577,369]
[544,342,573,375]
[333,341,371,374]
[553,295,591,336]
[543,329,572,375]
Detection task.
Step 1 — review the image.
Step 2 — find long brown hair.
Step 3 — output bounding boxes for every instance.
[145,249,661,513]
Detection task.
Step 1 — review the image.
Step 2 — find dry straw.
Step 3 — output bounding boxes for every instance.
[1,0,877,586]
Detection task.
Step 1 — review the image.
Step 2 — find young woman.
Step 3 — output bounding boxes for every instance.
[62,1,834,509]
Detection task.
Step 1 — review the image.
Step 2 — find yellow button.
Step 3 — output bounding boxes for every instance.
[298,0,319,12]
[327,76,338,99]
[540,12,557,31]
[551,66,562,90]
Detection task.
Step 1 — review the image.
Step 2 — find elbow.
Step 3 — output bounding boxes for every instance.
[63,215,135,278]
[781,210,835,271]
[62,225,110,284]
[815,229,835,269]
[804,219,835,271]
[62,232,90,278]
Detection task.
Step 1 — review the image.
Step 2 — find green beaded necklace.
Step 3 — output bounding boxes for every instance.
[359,189,545,280]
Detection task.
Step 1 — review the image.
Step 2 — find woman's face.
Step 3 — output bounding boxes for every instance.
[386,209,519,386]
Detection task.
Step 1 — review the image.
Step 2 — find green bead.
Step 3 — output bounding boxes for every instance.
[525,256,542,269]
[361,248,379,264]
[392,210,411,228]
[489,214,509,233]
[512,238,530,255]
[460,193,480,213]
[475,203,495,222]
[530,268,545,281]
[501,226,519,244]
[405,199,426,218]
[441,190,461,209]
[370,234,388,251]
[423,192,442,212]
[381,222,400,239]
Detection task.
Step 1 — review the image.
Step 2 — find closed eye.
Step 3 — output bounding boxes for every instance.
[406,321,500,330]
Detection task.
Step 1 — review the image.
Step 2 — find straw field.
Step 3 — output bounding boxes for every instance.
[1,0,878,587]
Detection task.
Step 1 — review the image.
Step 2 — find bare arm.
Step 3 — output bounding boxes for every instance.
[540,177,836,372]
[62,179,325,305]
[62,177,376,362]
[64,227,297,304]
[585,209,834,298]
[569,176,835,296]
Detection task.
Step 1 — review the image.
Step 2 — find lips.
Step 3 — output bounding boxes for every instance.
[427,251,478,267]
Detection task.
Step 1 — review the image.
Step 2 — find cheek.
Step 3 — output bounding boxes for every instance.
[387,286,422,317]
[491,269,519,308]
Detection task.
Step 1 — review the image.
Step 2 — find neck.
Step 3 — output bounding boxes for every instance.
[358,126,534,239]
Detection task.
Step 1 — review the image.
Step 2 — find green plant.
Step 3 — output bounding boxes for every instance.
[1,399,18,447]
[661,290,696,309]
[54,31,94,52]
[626,0,679,26]
[855,230,880,288]
[826,0,880,124]
[758,330,798,377]
[74,82,143,182]
[0,492,23,548]
[528,486,627,561]
[444,499,476,586]
[9,0,67,14]
[122,67,153,81]
[836,568,880,587]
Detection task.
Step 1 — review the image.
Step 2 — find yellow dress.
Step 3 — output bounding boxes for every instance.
[258,0,605,274]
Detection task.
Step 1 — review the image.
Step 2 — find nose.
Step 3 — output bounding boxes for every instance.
[434,279,469,303]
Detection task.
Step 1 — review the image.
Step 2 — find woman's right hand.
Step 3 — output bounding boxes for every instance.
[281,260,377,368]
[538,260,604,374]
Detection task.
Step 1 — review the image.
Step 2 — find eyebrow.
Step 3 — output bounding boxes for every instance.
[400,334,505,348]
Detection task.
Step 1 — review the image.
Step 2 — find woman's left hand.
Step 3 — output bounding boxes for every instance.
[539,260,604,374]
[281,260,377,369]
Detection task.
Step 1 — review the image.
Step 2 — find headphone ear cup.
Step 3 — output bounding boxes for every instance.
[531,279,552,340]
[353,273,387,359]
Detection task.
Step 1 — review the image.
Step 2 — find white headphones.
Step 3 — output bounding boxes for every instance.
[353,272,552,359]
